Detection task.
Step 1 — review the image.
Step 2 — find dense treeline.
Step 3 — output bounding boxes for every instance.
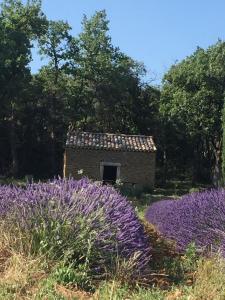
[0,0,161,179]
[0,0,224,185]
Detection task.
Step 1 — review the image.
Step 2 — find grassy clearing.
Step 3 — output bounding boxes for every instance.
[129,180,210,218]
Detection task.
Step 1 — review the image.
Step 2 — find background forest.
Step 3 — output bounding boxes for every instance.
[0,0,224,186]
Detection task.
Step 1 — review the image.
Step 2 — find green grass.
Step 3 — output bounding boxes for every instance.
[0,176,31,187]
[130,180,210,218]
[97,281,168,299]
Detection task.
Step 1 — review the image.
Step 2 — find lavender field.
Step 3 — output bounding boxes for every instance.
[0,178,152,298]
[0,178,151,269]
[1,178,225,299]
[146,189,225,254]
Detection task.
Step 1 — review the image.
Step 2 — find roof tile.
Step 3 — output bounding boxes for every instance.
[66,131,156,153]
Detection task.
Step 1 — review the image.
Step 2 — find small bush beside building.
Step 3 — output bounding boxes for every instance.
[64,131,156,189]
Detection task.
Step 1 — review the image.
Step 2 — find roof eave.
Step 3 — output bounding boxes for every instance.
[65,144,156,153]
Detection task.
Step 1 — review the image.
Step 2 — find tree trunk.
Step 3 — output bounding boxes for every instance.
[49,66,59,177]
[162,149,167,185]
[9,118,18,177]
[212,147,222,187]
[191,140,203,185]
[50,126,56,177]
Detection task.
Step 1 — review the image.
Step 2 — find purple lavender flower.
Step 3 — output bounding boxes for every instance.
[145,189,225,254]
[0,178,151,271]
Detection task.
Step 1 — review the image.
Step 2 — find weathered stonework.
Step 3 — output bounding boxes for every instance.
[64,148,156,188]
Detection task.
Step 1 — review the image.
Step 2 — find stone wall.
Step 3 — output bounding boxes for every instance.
[64,147,156,188]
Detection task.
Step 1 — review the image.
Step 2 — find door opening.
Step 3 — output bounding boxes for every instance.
[103,165,117,184]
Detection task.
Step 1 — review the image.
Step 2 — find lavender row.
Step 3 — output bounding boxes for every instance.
[0,178,151,271]
[145,189,225,254]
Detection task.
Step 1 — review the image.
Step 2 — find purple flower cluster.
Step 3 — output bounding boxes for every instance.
[145,189,225,254]
[0,178,150,270]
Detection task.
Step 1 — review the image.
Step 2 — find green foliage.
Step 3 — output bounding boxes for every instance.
[1,0,223,186]
[161,42,225,185]
[54,262,94,292]
[38,20,72,67]
[0,0,47,176]
[118,184,145,199]
[222,102,225,184]
[152,245,198,286]
[23,209,106,268]
[182,243,198,273]
[35,277,67,300]
[0,5,160,179]
[69,10,147,133]
[98,281,167,300]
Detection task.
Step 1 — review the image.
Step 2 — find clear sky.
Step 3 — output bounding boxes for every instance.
[30,0,225,84]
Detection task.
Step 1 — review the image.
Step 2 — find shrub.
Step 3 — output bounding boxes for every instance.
[0,178,151,274]
[145,189,225,254]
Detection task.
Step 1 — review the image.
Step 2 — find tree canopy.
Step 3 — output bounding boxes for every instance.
[0,0,224,186]
[0,2,160,178]
[161,42,225,184]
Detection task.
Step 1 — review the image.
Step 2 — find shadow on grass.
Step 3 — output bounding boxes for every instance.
[130,180,211,218]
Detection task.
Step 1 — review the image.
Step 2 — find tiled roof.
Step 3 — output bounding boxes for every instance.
[66,131,156,153]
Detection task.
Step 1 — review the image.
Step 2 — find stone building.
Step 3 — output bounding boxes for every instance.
[64,131,156,188]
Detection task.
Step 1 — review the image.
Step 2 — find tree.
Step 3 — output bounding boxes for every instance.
[0,7,161,179]
[134,84,160,135]
[0,0,47,176]
[222,102,225,183]
[161,42,225,185]
[38,20,73,175]
[68,10,145,133]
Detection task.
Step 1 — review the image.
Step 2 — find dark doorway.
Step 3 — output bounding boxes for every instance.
[103,165,117,184]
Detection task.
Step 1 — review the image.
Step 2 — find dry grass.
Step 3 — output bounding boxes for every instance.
[165,254,225,300]
[1,216,225,299]
[190,254,225,300]
[0,252,45,291]
[0,222,46,299]
[1,243,225,300]
[143,221,178,262]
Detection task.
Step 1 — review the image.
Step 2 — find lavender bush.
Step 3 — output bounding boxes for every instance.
[0,178,150,272]
[145,189,225,254]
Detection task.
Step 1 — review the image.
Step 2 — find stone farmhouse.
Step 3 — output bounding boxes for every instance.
[64,131,156,188]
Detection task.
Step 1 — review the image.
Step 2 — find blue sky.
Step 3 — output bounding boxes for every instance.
[30,0,225,84]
